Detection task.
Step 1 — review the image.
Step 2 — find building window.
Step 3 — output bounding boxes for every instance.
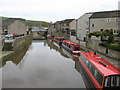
[92,24,94,27]
[114,29,119,34]
[100,29,104,32]
[107,19,111,23]
[115,18,119,23]
[66,24,69,26]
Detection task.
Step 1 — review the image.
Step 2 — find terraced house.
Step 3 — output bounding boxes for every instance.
[89,10,120,34]
[61,19,75,34]
[77,13,93,46]
[48,19,75,37]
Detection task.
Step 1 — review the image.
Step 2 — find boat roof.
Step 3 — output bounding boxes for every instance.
[63,40,80,47]
[54,37,64,39]
[80,51,120,76]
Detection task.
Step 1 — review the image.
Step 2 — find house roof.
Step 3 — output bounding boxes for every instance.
[55,19,75,25]
[2,19,26,29]
[63,19,75,23]
[2,21,14,29]
[89,10,120,19]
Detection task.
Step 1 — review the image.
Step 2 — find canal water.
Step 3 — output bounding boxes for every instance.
[2,40,86,88]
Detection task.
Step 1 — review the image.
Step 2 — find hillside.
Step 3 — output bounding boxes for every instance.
[25,20,49,27]
[2,17,49,27]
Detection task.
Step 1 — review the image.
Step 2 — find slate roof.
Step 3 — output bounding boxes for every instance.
[2,21,14,29]
[55,19,75,25]
[89,10,120,19]
[63,19,75,23]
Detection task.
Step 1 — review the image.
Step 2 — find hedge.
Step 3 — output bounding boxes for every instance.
[108,44,120,51]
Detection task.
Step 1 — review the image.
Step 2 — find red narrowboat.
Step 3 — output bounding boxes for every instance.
[52,37,64,45]
[47,35,54,39]
[62,40,81,55]
[79,51,120,89]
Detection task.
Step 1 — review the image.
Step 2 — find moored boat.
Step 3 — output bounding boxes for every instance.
[52,37,64,45]
[62,40,81,55]
[47,35,54,39]
[79,51,120,89]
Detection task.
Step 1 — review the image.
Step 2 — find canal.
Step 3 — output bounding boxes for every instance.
[2,40,86,88]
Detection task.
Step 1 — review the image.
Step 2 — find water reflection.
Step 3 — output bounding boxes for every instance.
[46,40,69,58]
[2,40,86,88]
[48,40,93,89]
[2,47,29,67]
[75,61,95,89]
[46,39,79,61]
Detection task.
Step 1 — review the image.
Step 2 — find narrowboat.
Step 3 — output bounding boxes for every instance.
[52,37,64,45]
[79,51,120,89]
[47,35,54,39]
[62,40,81,55]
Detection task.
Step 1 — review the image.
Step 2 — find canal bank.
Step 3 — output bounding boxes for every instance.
[1,35,32,67]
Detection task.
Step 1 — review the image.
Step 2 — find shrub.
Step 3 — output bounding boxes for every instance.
[108,44,120,51]
[88,31,102,38]
[99,42,109,47]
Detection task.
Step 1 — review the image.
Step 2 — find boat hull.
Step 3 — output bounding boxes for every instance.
[79,57,102,89]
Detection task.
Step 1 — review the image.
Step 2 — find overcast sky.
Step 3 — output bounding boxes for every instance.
[0,0,119,22]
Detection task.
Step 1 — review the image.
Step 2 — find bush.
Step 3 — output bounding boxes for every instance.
[88,31,102,38]
[99,42,109,47]
[108,44,120,51]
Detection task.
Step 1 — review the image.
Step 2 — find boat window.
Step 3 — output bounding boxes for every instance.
[88,64,92,70]
[105,76,111,87]
[90,64,95,75]
[61,38,64,41]
[74,47,80,50]
[116,76,120,86]
[86,60,89,68]
[104,76,120,87]
[95,71,103,86]
[80,55,87,63]
[94,69,98,79]
[111,76,116,87]
[68,45,70,48]
[70,46,74,49]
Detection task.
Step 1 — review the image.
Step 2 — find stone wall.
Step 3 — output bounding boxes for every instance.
[87,38,101,51]
[108,49,120,60]
[87,38,120,60]
[12,35,32,52]
[70,36,78,43]
[0,38,4,51]
[3,35,32,51]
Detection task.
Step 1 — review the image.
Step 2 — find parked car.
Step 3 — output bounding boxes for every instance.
[5,34,13,38]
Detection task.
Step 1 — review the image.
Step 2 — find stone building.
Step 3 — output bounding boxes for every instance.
[48,23,56,36]
[69,19,77,36]
[48,19,75,37]
[62,19,75,34]
[77,13,93,46]
[89,10,120,34]
[2,20,27,35]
